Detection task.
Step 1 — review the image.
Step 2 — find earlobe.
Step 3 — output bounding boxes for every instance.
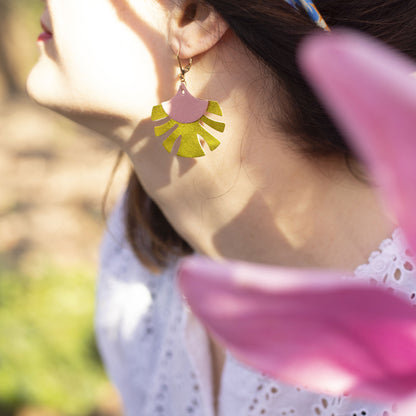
[168,2,229,59]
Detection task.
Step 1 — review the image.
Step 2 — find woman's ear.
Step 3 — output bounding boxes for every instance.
[168,1,229,59]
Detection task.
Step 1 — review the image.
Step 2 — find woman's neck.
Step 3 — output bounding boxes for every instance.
[185,149,396,272]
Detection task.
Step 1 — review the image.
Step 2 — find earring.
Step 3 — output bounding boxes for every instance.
[151,56,225,158]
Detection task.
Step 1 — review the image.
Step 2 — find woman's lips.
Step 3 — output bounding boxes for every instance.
[38,19,53,42]
[38,32,53,42]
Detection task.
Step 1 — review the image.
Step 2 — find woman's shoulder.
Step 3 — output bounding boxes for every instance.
[94,191,180,343]
[98,191,134,277]
[97,192,177,283]
[94,192,181,391]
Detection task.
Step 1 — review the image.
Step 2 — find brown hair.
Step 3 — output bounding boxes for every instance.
[124,0,416,271]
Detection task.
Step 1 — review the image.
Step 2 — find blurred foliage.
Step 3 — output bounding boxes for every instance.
[0,2,123,415]
[0,0,44,99]
[0,265,108,416]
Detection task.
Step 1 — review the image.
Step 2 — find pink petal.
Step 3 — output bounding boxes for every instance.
[298,29,416,256]
[178,256,416,401]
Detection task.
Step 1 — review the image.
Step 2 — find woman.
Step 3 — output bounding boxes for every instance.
[26,0,416,415]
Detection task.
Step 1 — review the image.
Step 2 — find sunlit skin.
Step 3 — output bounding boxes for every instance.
[26,0,397,407]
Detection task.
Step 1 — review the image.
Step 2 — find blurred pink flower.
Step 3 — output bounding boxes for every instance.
[179,257,416,400]
[178,30,416,403]
[299,29,416,256]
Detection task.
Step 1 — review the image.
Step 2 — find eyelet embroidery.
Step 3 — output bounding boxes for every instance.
[352,228,416,306]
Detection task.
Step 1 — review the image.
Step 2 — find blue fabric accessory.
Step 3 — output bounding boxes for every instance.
[285,0,330,31]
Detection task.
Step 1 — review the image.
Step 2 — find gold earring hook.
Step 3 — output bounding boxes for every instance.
[177,55,193,84]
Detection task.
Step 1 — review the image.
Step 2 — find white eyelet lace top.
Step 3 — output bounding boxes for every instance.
[95,196,416,416]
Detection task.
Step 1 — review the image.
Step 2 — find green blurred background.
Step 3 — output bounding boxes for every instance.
[0,1,129,415]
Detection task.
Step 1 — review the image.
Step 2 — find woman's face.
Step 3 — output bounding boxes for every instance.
[27,0,176,143]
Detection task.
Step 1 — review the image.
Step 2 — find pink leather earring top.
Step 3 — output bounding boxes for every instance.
[162,84,209,124]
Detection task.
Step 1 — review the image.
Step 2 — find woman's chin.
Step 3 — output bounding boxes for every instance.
[26,69,77,120]
[26,65,60,109]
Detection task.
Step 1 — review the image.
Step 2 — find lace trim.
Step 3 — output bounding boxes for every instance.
[353,228,411,278]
